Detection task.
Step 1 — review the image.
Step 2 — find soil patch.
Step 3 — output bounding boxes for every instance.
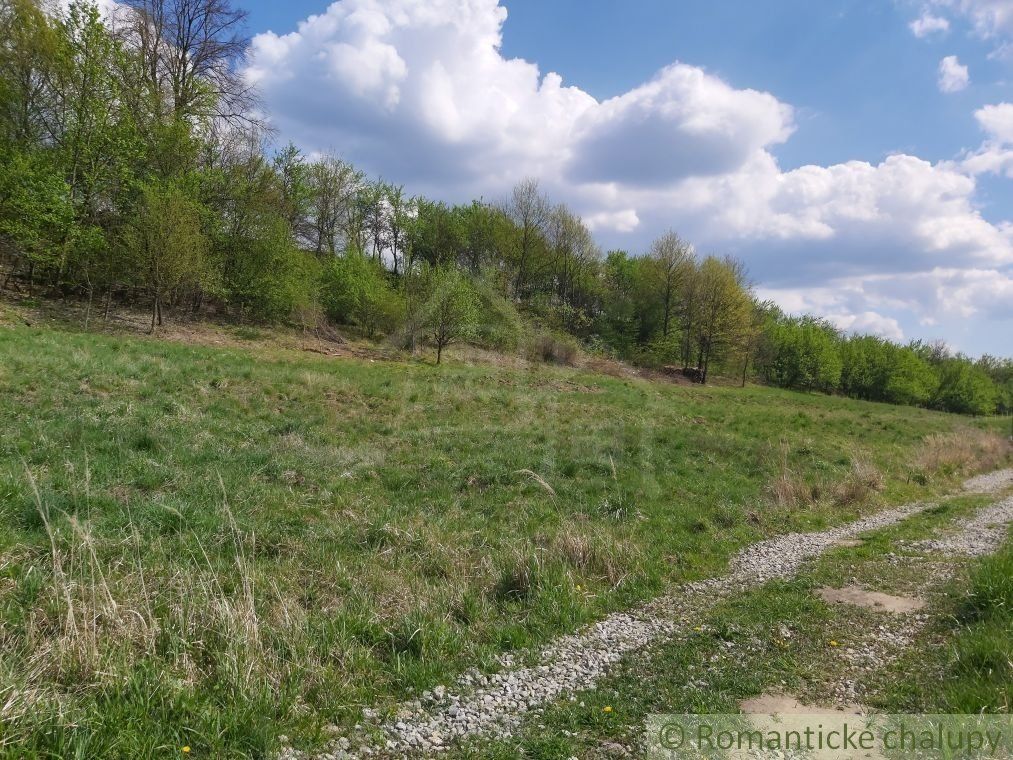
[817,586,925,613]
[739,692,866,715]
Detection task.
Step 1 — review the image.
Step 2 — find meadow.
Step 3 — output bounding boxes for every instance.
[0,319,1008,757]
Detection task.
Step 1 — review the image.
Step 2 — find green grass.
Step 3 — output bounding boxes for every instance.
[460,493,1010,759]
[0,322,1008,757]
[884,532,1012,714]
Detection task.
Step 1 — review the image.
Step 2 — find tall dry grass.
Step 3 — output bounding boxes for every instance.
[767,441,885,510]
[913,430,1009,480]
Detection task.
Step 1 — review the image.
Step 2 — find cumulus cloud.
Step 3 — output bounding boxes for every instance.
[829,312,906,341]
[244,0,1013,351]
[961,102,1013,177]
[910,11,951,36]
[976,102,1013,142]
[937,55,970,91]
[565,64,794,186]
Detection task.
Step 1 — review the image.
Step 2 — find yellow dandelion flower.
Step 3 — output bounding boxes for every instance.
[602,705,613,713]
[829,640,840,647]
[693,626,702,632]
[182,748,191,755]
[575,584,582,591]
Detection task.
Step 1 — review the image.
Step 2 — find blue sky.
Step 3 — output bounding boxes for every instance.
[238,0,1013,356]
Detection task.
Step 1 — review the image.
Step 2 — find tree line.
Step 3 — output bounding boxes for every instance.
[1,0,1010,413]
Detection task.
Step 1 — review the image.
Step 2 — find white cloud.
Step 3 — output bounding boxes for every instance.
[910,11,951,36]
[975,102,1013,142]
[245,0,1013,351]
[565,64,794,186]
[936,0,1013,39]
[961,102,1013,176]
[584,209,641,234]
[829,312,906,341]
[937,55,970,92]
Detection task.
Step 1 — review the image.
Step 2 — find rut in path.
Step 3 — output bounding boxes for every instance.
[296,469,1013,759]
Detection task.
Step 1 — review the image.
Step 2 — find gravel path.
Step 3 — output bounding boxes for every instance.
[962,467,1013,494]
[910,494,1013,557]
[291,470,1013,759]
[827,493,1013,705]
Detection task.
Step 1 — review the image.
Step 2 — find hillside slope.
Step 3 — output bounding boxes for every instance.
[0,321,1008,757]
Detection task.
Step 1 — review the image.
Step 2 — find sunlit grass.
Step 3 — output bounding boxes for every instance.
[0,323,1007,756]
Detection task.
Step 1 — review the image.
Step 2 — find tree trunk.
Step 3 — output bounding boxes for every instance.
[2,262,16,291]
[156,298,163,326]
[84,284,94,329]
[436,342,443,364]
[150,292,158,333]
[104,288,113,320]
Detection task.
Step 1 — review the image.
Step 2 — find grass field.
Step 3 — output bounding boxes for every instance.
[0,317,1008,757]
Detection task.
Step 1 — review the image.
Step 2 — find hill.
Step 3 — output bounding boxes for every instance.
[0,315,1008,757]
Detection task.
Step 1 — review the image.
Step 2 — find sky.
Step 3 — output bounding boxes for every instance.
[235,0,1013,356]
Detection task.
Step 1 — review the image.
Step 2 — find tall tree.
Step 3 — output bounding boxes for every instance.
[647,231,691,339]
[502,178,549,298]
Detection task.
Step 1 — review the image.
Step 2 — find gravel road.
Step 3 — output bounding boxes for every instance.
[291,469,1013,759]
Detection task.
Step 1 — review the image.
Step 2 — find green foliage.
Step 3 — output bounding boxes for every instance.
[758,314,843,393]
[224,216,321,323]
[320,253,403,336]
[0,148,75,277]
[420,266,480,362]
[470,270,525,351]
[933,359,1000,416]
[121,179,213,327]
[0,1,1006,409]
[839,335,935,406]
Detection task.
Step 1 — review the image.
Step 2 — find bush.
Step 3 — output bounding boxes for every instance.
[471,272,524,352]
[320,253,403,337]
[224,218,322,323]
[527,330,579,365]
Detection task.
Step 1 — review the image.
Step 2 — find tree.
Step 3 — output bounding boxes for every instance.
[0,148,74,292]
[122,180,211,331]
[272,142,310,238]
[502,178,549,298]
[758,314,842,392]
[686,256,752,383]
[116,0,256,126]
[647,231,691,338]
[304,155,363,256]
[421,267,479,364]
[932,359,999,416]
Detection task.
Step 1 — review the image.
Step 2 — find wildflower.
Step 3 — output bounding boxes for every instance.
[829,640,840,647]
[575,584,582,591]
[693,626,702,632]
[182,748,191,755]
[602,706,613,713]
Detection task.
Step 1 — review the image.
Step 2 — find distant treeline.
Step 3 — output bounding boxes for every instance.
[1,0,1010,414]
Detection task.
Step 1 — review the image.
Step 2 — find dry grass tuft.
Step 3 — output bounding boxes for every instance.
[914,430,1010,480]
[494,550,543,601]
[832,459,885,507]
[767,443,884,510]
[543,527,639,587]
[514,469,556,497]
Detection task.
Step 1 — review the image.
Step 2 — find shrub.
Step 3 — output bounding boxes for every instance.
[527,330,579,365]
[320,253,403,337]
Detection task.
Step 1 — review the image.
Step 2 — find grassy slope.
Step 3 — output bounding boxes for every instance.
[465,494,1009,759]
[0,321,1008,757]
